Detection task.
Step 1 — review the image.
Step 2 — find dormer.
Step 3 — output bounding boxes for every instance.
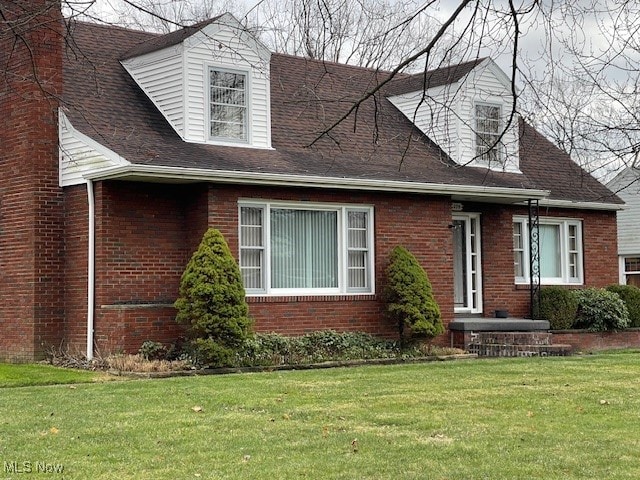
[387,58,520,173]
[121,14,272,149]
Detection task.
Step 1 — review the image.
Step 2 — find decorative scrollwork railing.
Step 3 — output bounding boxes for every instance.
[528,199,541,319]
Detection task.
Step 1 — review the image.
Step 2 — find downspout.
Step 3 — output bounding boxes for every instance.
[86,179,95,360]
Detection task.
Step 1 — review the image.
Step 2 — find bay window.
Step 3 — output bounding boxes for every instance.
[513,217,583,285]
[239,202,374,295]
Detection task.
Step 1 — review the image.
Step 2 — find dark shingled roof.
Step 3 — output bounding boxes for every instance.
[61,20,621,205]
[385,58,486,96]
[120,16,221,59]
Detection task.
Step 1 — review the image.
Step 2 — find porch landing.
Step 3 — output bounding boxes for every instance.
[450,318,572,357]
[449,318,550,332]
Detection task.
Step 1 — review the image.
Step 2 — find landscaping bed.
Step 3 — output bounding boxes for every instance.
[47,330,468,375]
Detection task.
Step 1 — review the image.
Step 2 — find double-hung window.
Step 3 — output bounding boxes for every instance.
[622,257,640,287]
[513,216,583,285]
[475,103,503,166]
[239,201,374,295]
[209,68,248,141]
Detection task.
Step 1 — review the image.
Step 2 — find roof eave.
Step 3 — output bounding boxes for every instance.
[83,164,549,203]
[538,198,623,211]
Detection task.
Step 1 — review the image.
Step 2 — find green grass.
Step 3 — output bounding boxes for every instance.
[0,363,107,388]
[2,352,640,479]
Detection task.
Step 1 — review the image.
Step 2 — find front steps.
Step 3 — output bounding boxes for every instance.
[449,318,572,357]
[467,332,572,357]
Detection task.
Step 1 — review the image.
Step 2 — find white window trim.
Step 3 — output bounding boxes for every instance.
[238,200,375,296]
[207,66,251,145]
[621,255,640,285]
[474,102,504,168]
[513,216,584,285]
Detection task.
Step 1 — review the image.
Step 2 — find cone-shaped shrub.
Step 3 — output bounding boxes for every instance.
[384,246,444,343]
[174,228,253,366]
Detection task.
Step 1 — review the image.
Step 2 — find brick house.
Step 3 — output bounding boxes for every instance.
[0,7,622,361]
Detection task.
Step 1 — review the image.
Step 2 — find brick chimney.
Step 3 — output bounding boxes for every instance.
[0,0,65,360]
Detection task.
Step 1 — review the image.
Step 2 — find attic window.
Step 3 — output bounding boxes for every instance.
[475,104,503,166]
[209,68,247,142]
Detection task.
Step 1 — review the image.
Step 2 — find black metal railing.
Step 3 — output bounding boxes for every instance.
[528,199,541,319]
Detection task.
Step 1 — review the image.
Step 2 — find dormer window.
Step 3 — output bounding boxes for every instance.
[475,103,503,166]
[209,68,248,142]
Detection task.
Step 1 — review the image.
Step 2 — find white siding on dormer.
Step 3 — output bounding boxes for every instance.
[388,83,462,163]
[59,111,130,187]
[121,47,185,138]
[608,168,640,255]
[184,21,271,148]
[121,15,271,149]
[388,59,520,173]
[457,63,519,172]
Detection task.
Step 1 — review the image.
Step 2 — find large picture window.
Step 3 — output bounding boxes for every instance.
[239,202,374,295]
[513,217,583,285]
[475,103,503,166]
[209,68,247,141]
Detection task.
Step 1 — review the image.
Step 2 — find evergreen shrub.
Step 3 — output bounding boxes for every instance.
[533,286,578,330]
[383,246,444,344]
[174,228,253,367]
[573,288,630,332]
[606,284,640,328]
[138,340,167,361]
[237,331,398,366]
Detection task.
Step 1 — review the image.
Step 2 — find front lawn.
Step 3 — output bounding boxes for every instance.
[0,363,107,388]
[2,352,640,479]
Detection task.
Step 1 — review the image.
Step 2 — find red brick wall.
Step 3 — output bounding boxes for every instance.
[476,204,521,316]
[552,329,640,352]
[63,185,89,353]
[90,182,199,353]
[0,0,64,361]
[71,180,620,355]
[87,182,454,353]
[95,182,195,305]
[582,210,619,286]
[95,306,182,355]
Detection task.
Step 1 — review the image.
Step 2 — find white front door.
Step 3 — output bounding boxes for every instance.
[453,214,482,314]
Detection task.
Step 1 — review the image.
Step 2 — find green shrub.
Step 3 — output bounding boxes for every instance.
[574,288,630,332]
[236,331,400,366]
[138,341,167,361]
[293,330,395,361]
[383,246,444,344]
[174,228,253,367]
[239,333,293,366]
[606,284,640,328]
[188,338,236,367]
[533,286,578,330]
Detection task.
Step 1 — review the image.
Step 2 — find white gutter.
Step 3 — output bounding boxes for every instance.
[538,198,624,211]
[84,164,550,202]
[86,179,95,360]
